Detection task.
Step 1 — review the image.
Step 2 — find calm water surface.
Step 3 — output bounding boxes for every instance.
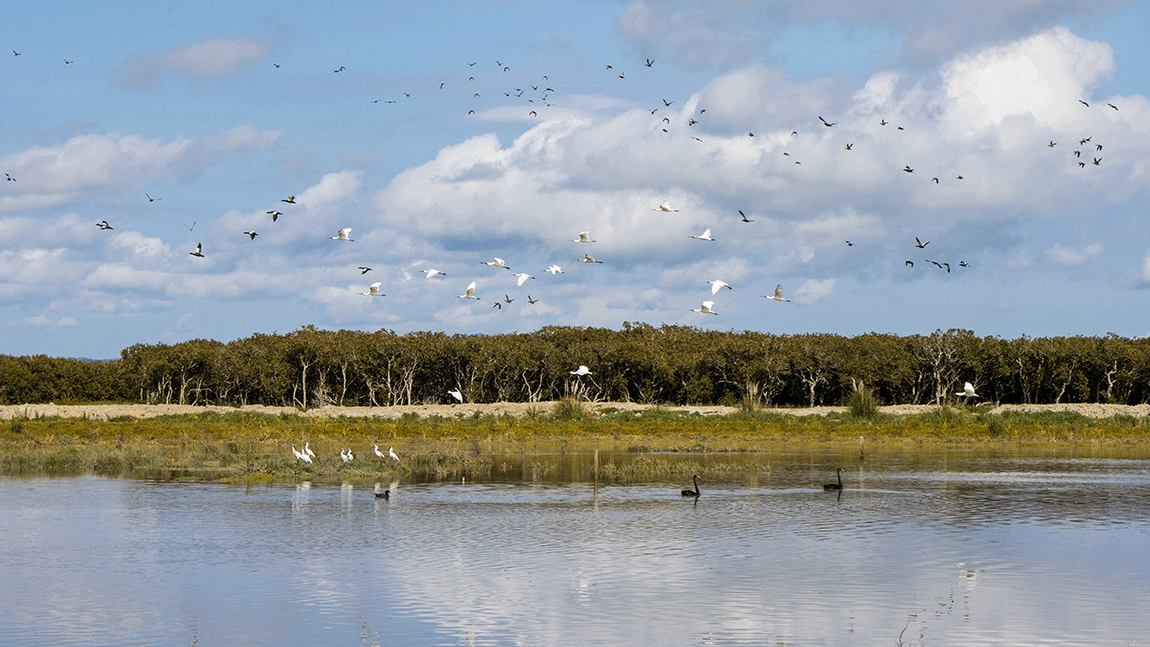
[2,446,1149,646]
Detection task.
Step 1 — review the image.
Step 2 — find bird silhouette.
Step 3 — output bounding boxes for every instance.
[915,237,929,249]
[819,116,836,127]
[243,231,258,240]
[738,210,753,223]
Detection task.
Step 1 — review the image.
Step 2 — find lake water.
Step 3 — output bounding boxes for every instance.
[2,446,1149,646]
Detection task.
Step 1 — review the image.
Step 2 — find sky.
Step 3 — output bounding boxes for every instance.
[2,0,1149,359]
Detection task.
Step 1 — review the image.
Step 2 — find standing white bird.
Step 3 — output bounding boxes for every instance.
[423,269,447,278]
[545,264,564,275]
[458,281,480,300]
[331,228,354,241]
[346,448,354,461]
[389,446,400,461]
[291,445,305,463]
[304,442,316,458]
[514,272,535,287]
[763,284,790,302]
[340,448,351,463]
[482,257,511,270]
[692,300,718,315]
[653,201,679,213]
[570,365,592,376]
[707,280,732,295]
[448,389,463,403]
[360,282,384,296]
[374,444,385,459]
[576,254,603,264]
[572,231,596,243]
[690,228,715,241]
[956,382,979,402]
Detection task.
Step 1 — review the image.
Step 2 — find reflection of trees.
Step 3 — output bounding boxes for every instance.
[4,326,1150,407]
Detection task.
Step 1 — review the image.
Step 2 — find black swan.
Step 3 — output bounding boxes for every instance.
[823,467,844,490]
[681,474,701,497]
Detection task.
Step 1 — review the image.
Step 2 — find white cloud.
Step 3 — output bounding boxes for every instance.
[1045,242,1103,266]
[116,36,270,90]
[793,278,836,304]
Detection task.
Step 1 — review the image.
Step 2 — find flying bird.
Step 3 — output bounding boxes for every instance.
[4,173,14,181]
[958,261,968,267]
[707,280,732,295]
[243,231,258,240]
[763,285,789,302]
[514,273,535,287]
[818,116,836,127]
[183,221,196,231]
[334,66,345,73]
[576,254,603,264]
[358,267,372,274]
[527,295,539,304]
[653,201,678,213]
[956,382,979,402]
[1093,157,1102,166]
[691,300,718,315]
[458,281,480,300]
[905,260,914,267]
[880,119,888,126]
[96,220,113,230]
[1108,103,1118,110]
[915,237,929,249]
[189,243,204,258]
[846,241,854,246]
[1096,144,1103,151]
[282,195,295,204]
[662,98,672,106]
[267,210,282,221]
[145,193,160,202]
[545,264,564,275]
[1079,100,1089,107]
[360,282,384,296]
[845,143,853,150]
[570,366,592,376]
[932,177,939,184]
[492,302,503,310]
[1080,137,1092,144]
[646,58,654,67]
[690,228,715,241]
[422,269,447,278]
[331,228,354,241]
[1073,150,1081,157]
[903,165,914,173]
[448,389,463,403]
[573,231,595,243]
[738,210,754,223]
[1048,141,1056,148]
[482,257,511,270]
[503,294,515,304]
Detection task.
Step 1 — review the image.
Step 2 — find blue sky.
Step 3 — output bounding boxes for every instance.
[2,0,1149,358]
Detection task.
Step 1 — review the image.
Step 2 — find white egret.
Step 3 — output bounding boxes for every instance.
[340,448,350,463]
[331,228,354,241]
[291,445,304,463]
[545,264,564,275]
[956,382,979,401]
[482,257,511,270]
[575,254,603,264]
[570,365,592,376]
[448,389,463,403]
[763,285,789,302]
[346,448,354,461]
[304,442,315,458]
[389,446,400,461]
[514,273,535,287]
[360,282,384,296]
[374,444,385,459]
[707,280,732,295]
[458,281,480,300]
[690,228,715,241]
[653,201,679,213]
[572,231,595,243]
[692,300,718,315]
[423,269,447,278]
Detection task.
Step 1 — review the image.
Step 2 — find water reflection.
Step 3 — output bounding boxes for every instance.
[1,446,1148,646]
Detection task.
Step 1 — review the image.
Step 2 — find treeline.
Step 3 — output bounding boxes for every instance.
[2,325,1149,408]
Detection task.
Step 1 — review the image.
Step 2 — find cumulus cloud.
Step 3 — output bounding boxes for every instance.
[1045,242,1103,266]
[793,278,836,304]
[116,36,270,90]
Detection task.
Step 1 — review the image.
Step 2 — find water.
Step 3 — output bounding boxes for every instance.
[2,447,1149,646]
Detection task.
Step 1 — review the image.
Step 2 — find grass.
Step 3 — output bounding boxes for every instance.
[2,407,1148,481]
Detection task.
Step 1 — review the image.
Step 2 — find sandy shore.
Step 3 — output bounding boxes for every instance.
[3,401,1149,421]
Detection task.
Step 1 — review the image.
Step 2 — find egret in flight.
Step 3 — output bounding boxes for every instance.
[331,228,354,241]
[691,300,718,315]
[763,284,789,302]
[707,280,732,295]
[360,282,384,296]
[458,281,480,300]
[570,366,592,376]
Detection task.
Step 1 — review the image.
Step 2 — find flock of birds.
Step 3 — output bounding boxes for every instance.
[290,441,400,467]
[3,47,1124,333]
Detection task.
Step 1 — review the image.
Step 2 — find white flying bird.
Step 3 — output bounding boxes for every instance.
[514,272,535,287]
[763,284,789,302]
[448,389,463,403]
[572,231,596,243]
[458,281,480,300]
[576,254,603,264]
[956,382,979,401]
[692,300,718,315]
[360,282,384,296]
[189,243,204,258]
[707,280,732,295]
[653,201,679,213]
[545,264,564,274]
[482,257,511,270]
[690,228,715,241]
[570,365,592,376]
[423,269,447,278]
[331,228,354,241]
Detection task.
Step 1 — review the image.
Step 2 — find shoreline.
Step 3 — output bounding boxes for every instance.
[3,401,1149,421]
